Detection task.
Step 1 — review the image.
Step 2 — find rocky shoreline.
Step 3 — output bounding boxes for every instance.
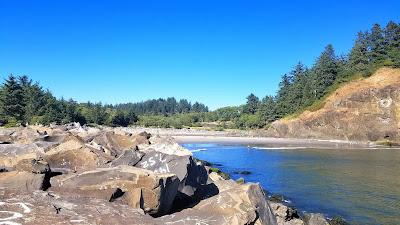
[0,123,341,225]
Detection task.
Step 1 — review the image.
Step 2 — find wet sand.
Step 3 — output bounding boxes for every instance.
[173,135,373,149]
[123,127,384,149]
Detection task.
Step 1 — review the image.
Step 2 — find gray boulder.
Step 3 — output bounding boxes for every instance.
[50,165,179,216]
[0,171,50,195]
[158,180,277,225]
[304,213,329,225]
[0,191,156,225]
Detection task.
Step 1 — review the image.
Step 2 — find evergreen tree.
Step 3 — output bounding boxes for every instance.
[258,96,277,124]
[369,24,387,63]
[385,21,400,49]
[290,62,307,110]
[244,93,259,114]
[110,110,130,127]
[1,75,25,122]
[313,44,338,98]
[385,21,400,67]
[275,74,292,116]
[63,99,86,124]
[349,32,370,72]
[41,92,63,124]
[178,99,191,113]
[92,103,108,125]
[126,108,138,125]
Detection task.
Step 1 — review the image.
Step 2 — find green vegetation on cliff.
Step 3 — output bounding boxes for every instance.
[229,21,400,129]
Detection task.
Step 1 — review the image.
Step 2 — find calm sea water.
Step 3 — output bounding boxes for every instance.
[182,143,400,225]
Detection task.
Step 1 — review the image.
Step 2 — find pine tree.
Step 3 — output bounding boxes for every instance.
[385,21,400,67]
[1,74,25,122]
[178,99,191,113]
[313,44,338,98]
[349,32,370,71]
[258,96,277,123]
[276,74,292,116]
[41,92,63,124]
[290,62,307,109]
[126,108,138,125]
[369,24,387,63]
[244,93,259,114]
[92,103,108,125]
[110,110,129,127]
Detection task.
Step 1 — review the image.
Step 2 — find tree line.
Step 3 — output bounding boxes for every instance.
[235,21,400,129]
[113,98,208,115]
[0,75,208,127]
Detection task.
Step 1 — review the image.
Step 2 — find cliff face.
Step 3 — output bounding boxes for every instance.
[268,68,400,142]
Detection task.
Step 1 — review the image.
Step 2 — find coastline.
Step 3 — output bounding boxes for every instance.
[173,135,374,149]
[123,127,385,149]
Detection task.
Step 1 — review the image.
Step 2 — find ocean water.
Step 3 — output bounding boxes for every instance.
[182,143,400,225]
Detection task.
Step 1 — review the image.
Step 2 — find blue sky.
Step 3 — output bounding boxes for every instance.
[1,1,399,110]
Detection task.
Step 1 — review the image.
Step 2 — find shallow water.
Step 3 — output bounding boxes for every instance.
[182,143,400,225]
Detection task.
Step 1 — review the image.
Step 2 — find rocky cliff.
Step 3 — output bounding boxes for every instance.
[268,68,400,142]
[0,124,331,225]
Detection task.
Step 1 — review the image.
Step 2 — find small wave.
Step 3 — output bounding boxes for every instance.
[252,146,308,150]
[191,148,207,152]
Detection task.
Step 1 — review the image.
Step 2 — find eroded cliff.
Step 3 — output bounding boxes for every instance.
[268,68,400,142]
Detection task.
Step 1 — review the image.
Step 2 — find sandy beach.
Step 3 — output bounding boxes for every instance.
[173,135,376,149]
[122,127,378,149]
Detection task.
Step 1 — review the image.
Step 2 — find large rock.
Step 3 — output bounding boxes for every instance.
[0,127,45,144]
[304,213,329,225]
[13,158,50,174]
[0,191,156,225]
[49,165,179,216]
[136,150,207,196]
[90,131,149,156]
[68,124,103,142]
[158,180,277,225]
[136,136,208,198]
[109,149,145,167]
[0,171,50,195]
[43,134,112,173]
[0,143,45,169]
[269,202,304,225]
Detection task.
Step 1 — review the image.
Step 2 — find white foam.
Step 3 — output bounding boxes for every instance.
[252,146,308,150]
[191,148,207,152]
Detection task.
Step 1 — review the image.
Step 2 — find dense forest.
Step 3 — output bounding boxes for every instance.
[1,21,399,129]
[0,76,208,127]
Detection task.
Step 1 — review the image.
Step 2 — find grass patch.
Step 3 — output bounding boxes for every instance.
[375,140,400,147]
[209,167,230,180]
[236,177,245,184]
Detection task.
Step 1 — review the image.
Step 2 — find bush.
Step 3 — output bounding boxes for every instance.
[3,117,19,127]
[234,114,263,129]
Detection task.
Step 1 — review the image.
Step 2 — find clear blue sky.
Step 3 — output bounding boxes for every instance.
[1,1,399,110]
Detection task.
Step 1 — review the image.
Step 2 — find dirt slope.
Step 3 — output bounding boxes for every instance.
[267,68,400,142]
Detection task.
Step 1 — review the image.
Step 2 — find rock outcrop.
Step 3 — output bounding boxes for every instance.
[158,178,277,225]
[269,201,304,225]
[0,191,156,225]
[50,165,179,216]
[0,124,316,225]
[268,68,400,142]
